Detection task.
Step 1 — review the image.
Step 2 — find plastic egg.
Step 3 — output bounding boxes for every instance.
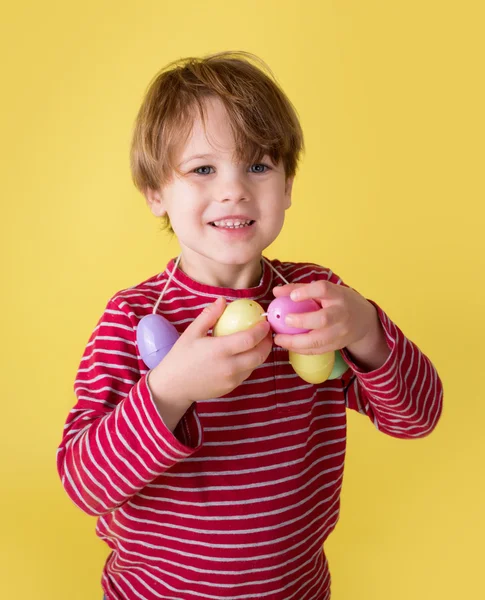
[213,299,265,336]
[328,350,350,380]
[267,296,321,334]
[136,313,180,369]
[289,351,335,384]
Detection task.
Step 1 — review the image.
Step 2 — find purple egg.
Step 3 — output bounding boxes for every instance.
[136,314,180,369]
[267,296,320,334]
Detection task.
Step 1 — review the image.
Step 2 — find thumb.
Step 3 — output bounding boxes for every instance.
[272,283,301,297]
[185,297,226,338]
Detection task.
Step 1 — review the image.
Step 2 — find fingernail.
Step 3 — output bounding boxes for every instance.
[290,290,299,301]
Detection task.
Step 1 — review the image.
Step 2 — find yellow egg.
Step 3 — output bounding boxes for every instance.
[213,299,266,336]
[289,351,335,384]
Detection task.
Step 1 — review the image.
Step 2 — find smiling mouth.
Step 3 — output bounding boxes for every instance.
[209,219,256,229]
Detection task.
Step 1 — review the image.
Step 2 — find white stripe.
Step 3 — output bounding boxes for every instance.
[142,378,200,457]
[107,545,327,599]
[75,395,117,408]
[84,423,130,501]
[75,372,137,386]
[203,413,340,446]
[148,448,345,497]
[92,411,143,491]
[69,429,112,513]
[106,401,167,482]
[115,400,167,474]
[171,268,274,301]
[81,348,137,363]
[100,508,338,571]
[200,397,342,418]
[200,382,314,406]
[62,462,97,513]
[77,361,140,375]
[203,409,344,433]
[94,321,134,334]
[86,335,136,347]
[128,473,343,531]
[118,294,197,308]
[139,462,343,509]
[164,435,345,478]
[76,384,125,396]
[120,487,341,554]
[127,477,342,529]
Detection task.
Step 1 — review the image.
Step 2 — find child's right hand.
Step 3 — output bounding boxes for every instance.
[147,297,273,418]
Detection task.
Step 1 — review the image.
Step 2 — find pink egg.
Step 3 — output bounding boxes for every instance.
[267,296,320,334]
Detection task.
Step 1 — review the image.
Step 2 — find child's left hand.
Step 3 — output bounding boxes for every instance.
[272,280,385,361]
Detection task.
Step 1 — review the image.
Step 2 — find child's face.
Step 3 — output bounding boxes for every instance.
[146,97,293,273]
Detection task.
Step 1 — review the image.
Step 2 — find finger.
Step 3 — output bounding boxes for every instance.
[274,329,338,355]
[284,308,329,331]
[232,332,273,372]
[185,297,226,338]
[272,283,300,297]
[289,280,337,302]
[221,320,271,356]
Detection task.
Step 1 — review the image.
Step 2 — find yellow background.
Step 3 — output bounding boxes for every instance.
[2,1,484,598]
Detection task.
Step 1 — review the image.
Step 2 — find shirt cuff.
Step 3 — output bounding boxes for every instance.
[126,373,204,466]
[340,300,399,385]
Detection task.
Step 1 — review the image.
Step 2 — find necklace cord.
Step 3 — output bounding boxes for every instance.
[152,255,289,314]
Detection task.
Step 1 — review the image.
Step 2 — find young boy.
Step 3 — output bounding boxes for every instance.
[57,51,443,600]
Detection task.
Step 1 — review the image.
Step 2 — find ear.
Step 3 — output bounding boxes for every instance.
[144,187,167,218]
[284,177,294,209]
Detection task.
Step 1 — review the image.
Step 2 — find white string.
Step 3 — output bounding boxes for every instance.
[262,257,290,285]
[152,254,182,314]
[152,254,289,314]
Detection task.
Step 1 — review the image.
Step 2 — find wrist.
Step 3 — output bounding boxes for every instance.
[345,307,390,372]
[149,358,194,404]
[147,366,194,432]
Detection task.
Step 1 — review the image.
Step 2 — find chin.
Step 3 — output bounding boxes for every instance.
[211,249,263,266]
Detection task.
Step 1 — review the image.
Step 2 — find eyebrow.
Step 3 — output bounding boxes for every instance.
[178,152,276,169]
[178,153,217,167]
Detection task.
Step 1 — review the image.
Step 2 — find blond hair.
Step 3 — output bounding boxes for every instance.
[130,51,304,227]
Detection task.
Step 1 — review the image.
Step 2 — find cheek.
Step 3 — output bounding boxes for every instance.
[268,186,290,217]
[178,179,209,202]
[168,182,197,206]
[260,179,285,200]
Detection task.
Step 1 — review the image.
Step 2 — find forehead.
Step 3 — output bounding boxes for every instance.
[180,97,236,159]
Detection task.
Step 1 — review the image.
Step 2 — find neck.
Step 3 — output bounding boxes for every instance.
[178,253,263,289]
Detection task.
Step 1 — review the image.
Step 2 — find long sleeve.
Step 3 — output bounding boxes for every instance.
[327,271,443,439]
[56,298,203,517]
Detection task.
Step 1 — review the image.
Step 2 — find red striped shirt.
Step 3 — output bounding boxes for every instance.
[57,258,443,600]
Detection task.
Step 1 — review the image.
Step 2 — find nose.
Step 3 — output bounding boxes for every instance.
[215,170,250,204]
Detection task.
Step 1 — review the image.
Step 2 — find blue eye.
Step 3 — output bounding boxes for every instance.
[194,166,214,175]
[250,164,269,173]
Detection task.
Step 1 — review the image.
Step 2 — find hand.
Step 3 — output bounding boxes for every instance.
[149,297,273,410]
[272,280,384,361]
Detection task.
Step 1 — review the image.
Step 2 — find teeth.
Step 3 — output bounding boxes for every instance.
[212,219,252,229]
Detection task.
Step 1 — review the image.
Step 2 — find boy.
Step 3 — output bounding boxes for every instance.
[57,51,443,600]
